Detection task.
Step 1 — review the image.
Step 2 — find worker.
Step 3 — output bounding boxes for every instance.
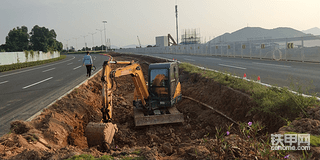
[83,51,93,77]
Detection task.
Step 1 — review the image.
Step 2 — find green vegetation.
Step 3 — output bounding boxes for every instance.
[131,149,141,155]
[65,154,145,160]
[180,62,318,159]
[0,25,63,52]
[179,62,320,122]
[1,26,29,51]
[65,154,114,160]
[0,55,66,72]
[285,132,320,147]
[63,50,108,54]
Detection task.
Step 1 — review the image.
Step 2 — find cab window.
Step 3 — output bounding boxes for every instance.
[150,69,168,87]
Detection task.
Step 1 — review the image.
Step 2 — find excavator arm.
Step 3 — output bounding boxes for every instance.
[100,60,149,122]
[86,60,148,149]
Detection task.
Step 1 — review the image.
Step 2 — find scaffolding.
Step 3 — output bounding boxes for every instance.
[180,28,201,45]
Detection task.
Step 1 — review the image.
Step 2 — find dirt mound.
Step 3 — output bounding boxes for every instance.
[0,52,318,159]
[278,106,320,135]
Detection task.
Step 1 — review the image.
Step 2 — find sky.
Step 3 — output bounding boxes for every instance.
[0,0,319,49]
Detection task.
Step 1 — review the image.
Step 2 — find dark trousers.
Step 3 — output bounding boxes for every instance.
[86,65,92,77]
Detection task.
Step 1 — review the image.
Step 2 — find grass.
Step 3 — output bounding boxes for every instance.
[65,154,114,160]
[0,55,67,72]
[63,50,107,54]
[285,132,320,147]
[131,149,141,155]
[180,62,319,159]
[65,154,145,160]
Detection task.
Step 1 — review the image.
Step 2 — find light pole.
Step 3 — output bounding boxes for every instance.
[64,39,70,52]
[103,21,107,52]
[96,29,103,50]
[81,35,88,51]
[73,37,79,52]
[89,32,97,51]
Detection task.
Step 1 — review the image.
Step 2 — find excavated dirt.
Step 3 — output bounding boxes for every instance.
[1,52,320,159]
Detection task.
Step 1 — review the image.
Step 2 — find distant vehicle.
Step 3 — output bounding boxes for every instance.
[147,45,153,47]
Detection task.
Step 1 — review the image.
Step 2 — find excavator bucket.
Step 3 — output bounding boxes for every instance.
[85,122,118,149]
[134,106,184,126]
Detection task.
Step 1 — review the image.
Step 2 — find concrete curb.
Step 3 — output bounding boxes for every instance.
[26,68,103,122]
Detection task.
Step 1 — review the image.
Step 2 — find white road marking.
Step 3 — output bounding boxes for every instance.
[0,56,75,78]
[67,62,73,65]
[42,68,55,72]
[0,81,8,85]
[253,62,291,68]
[184,58,195,61]
[207,57,221,60]
[22,77,53,89]
[78,59,81,61]
[219,64,246,70]
[73,66,82,70]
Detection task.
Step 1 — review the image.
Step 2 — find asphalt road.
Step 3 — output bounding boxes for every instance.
[132,52,320,95]
[0,54,109,136]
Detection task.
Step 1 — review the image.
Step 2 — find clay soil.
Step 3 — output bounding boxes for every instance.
[1,52,320,159]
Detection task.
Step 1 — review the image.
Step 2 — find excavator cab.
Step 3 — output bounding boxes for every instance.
[148,62,182,109]
[133,61,183,126]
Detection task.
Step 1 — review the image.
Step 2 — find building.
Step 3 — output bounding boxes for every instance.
[156,36,168,47]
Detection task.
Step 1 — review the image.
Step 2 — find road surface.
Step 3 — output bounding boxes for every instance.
[0,54,109,136]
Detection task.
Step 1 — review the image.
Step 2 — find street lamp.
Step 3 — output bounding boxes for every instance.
[89,32,97,51]
[73,37,79,52]
[96,29,103,51]
[81,35,88,51]
[103,21,107,52]
[64,39,70,52]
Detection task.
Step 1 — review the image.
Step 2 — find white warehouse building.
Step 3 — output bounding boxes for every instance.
[155,36,168,47]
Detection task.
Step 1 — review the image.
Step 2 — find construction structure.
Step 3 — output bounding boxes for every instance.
[180,28,201,45]
[155,34,177,47]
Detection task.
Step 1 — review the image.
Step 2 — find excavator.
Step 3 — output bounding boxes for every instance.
[85,58,184,149]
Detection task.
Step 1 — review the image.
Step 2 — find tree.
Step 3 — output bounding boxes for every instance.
[0,44,7,52]
[29,25,63,52]
[5,26,29,51]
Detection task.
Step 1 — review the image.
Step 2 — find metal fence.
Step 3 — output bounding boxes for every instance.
[116,35,320,63]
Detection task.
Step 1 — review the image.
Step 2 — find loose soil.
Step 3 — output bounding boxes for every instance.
[0,53,319,159]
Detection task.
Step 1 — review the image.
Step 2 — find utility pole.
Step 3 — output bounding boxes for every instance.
[64,39,70,52]
[175,5,178,44]
[89,32,97,51]
[81,35,88,51]
[73,37,79,52]
[103,21,107,52]
[96,29,103,50]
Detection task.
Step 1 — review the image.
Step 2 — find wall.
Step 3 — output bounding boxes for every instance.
[0,51,60,65]
[116,35,320,63]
